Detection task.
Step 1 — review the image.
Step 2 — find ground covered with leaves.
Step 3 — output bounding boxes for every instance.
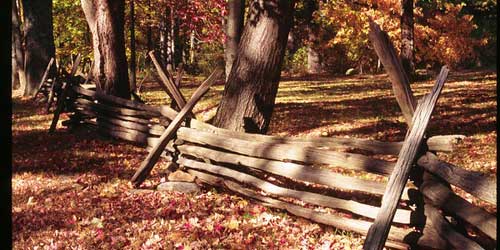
[13,70,496,249]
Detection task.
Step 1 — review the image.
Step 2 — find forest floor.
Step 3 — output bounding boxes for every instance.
[12,69,496,249]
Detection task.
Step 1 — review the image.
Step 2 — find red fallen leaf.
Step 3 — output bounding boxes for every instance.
[214,223,224,233]
[95,229,105,241]
[183,222,192,231]
[244,235,255,245]
[280,237,287,244]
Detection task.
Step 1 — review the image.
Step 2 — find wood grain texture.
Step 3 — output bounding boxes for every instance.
[186,169,449,250]
[424,202,485,250]
[177,127,395,176]
[418,152,496,205]
[49,82,69,133]
[178,157,412,224]
[33,57,55,98]
[130,69,222,187]
[149,51,187,108]
[368,20,416,125]
[420,173,496,241]
[176,143,411,200]
[363,66,449,250]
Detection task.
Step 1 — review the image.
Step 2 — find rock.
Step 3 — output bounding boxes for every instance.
[168,170,196,182]
[345,68,358,76]
[157,182,200,194]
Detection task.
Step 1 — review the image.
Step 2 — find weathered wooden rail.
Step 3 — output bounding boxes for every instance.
[52,75,496,249]
[50,23,495,249]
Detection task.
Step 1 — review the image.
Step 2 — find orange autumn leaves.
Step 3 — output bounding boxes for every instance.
[317,0,483,68]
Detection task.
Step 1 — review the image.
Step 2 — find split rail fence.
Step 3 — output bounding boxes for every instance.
[45,23,496,249]
[51,76,496,249]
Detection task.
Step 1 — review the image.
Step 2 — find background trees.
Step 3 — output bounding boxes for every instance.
[16,0,494,82]
[12,0,496,129]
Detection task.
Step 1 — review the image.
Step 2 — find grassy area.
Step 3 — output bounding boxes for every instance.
[12,70,496,249]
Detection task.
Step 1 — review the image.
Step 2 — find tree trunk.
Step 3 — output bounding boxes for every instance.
[168,8,175,71]
[213,0,295,134]
[21,0,55,97]
[159,6,174,71]
[12,0,26,91]
[173,17,182,67]
[189,30,195,64]
[304,0,322,74]
[400,0,414,78]
[81,0,130,98]
[307,29,322,74]
[145,0,153,67]
[12,43,19,90]
[224,0,245,81]
[129,0,137,91]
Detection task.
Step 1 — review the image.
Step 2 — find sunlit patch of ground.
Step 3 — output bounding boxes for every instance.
[13,70,496,249]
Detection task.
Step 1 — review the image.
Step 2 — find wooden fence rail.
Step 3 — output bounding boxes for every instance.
[55,75,496,250]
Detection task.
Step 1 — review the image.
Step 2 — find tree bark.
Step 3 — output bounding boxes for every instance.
[307,28,322,74]
[169,7,175,71]
[12,0,26,91]
[21,0,55,97]
[224,0,245,81]
[304,0,322,74]
[400,0,414,78]
[189,30,195,64]
[81,0,130,98]
[12,43,18,89]
[159,6,174,71]
[129,0,137,91]
[145,0,153,68]
[213,0,295,134]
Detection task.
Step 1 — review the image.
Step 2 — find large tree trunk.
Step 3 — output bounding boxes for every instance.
[400,0,414,78]
[12,0,26,91]
[81,0,130,98]
[224,0,245,81]
[21,0,55,97]
[145,0,153,67]
[129,0,137,91]
[213,0,295,134]
[12,43,19,90]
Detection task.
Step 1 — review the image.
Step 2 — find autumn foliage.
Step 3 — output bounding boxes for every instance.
[314,0,487,70]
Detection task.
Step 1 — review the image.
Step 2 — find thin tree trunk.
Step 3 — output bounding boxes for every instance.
[213,0,295,134]
[400,0,414,78]
[159,8,167,65]
[224,0,245,81]
[189,30,195,64]
[129,0,137,91]
[21,0,55,97]
[12,0,26,91]
[159,6,174,71]
[173,17,182,68]
[81,0,130,98]
[168,7,175,71]
[146,0,153,67]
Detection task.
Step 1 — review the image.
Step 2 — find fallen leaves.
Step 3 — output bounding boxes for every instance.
[12,70,496,249]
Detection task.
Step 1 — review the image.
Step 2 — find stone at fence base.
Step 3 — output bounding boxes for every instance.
[168,170,196,182]
[157,182,200,194]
